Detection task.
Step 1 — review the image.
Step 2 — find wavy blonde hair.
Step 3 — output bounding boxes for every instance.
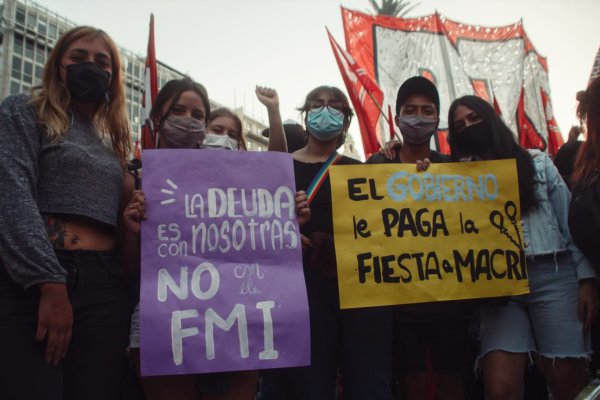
[31,26,131,166]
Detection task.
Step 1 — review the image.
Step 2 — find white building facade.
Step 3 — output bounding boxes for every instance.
[0,0,268,150]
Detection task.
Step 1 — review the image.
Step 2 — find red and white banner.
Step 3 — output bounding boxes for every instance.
[338,7,563,155]
[140,14,159,151]
[327,29,385,158]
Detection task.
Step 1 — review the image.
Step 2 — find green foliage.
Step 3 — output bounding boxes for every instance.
[368,0,418,17]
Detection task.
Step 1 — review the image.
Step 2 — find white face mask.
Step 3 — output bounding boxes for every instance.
[200,132,239,150]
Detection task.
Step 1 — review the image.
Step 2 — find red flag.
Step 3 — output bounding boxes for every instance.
[341,7,561,156]
[141,14,158,151]
[517,89,545,151]
[491,87,502,116]
[387,105,397,140]
[133,140,141,161]
[540,88,563,156]
[327,28,384,158]
[493,97,502,116]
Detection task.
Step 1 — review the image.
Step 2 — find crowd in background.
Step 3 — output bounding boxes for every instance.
[0,25,599,400]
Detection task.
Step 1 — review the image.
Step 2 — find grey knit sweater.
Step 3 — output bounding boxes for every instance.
[0,94,123,289]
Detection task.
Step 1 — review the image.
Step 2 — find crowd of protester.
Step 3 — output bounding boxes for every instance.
[0,26,598,400]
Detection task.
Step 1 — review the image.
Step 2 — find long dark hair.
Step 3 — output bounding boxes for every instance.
[151,77,210,125]
[573,77,600,186]
[149,77,210,148]
[448,95,538,214]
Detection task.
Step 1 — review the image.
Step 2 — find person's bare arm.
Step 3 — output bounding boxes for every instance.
[256,86,287,152]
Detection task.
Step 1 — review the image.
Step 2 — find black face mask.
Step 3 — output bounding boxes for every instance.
[452,121,492,159]
[64,62,110,104]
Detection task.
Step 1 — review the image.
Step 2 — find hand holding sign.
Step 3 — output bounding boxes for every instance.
[123,190,147,234]
[295,190,310,227]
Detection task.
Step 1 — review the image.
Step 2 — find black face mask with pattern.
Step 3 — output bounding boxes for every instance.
[64,62,110,104]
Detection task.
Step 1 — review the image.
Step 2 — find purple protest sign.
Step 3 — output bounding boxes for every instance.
[140,149,310,376]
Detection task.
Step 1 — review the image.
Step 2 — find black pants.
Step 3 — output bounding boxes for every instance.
[393,318,472,374]
[260,267,394,400]
[0,250,131,400]
[307,271,394,400]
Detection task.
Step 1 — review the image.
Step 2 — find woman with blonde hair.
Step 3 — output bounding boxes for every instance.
[0,26,133,399]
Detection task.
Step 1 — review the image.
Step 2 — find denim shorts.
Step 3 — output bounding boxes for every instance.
[478,252,591,361]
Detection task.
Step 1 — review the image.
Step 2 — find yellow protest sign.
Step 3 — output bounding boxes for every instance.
[330,160,530,309]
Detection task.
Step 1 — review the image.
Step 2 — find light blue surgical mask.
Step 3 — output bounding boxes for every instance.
[306,106,344,141]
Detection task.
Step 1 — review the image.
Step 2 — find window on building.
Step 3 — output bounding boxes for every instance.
[35,65,43,82]
[49,23,57,38]
[12,56,22,78]
[25,39,34,60]
[26,12,36,29]
[10,80,21,94]
[23,61,33,83]
[37,20,47,35]
[35,44,45,64]
[11,66,21,80]
[15,7,25,25]
[13,34,23,55]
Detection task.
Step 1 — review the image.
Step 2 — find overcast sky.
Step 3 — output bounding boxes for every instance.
[41,0,599,152]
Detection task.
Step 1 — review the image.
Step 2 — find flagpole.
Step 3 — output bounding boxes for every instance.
[361,87,400,141]
[362,86,400,141]
[141,13,159,151]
